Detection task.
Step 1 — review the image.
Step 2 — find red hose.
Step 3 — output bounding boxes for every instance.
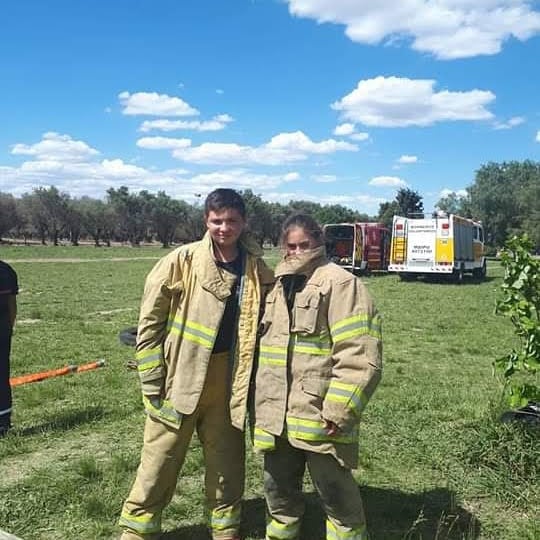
[10,359,106,387]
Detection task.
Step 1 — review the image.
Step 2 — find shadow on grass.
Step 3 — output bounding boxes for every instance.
[15,404,108,436]
[421,275,497,285]
[161,486,480,540]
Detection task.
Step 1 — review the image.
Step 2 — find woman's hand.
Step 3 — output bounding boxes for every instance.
[323,419,340,436]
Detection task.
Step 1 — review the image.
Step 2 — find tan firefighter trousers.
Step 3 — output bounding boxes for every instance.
[119,352,245,540]
[264,437,367,540]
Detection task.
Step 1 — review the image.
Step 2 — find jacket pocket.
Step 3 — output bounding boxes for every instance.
[291,293,321,334]
[301,376,329,398]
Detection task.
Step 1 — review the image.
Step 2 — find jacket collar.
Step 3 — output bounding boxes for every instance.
[192,231,260,300]
[275,246,327,279]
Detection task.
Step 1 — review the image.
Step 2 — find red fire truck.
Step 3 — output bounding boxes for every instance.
[323,222,390,274]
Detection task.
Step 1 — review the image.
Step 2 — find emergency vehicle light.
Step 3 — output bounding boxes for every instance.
[396,224,404,230]
[442,223,450,229]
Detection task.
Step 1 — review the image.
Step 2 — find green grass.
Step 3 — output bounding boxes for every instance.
[1,243,170,260]
[0,250,537,539]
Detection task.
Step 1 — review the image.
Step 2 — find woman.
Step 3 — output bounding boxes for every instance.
[253,213,382,540]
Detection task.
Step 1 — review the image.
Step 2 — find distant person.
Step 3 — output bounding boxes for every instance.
[119,188,274,540]
[253,213,382,540]
[0,260,18,437]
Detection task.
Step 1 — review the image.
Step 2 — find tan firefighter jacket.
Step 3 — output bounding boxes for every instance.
[253,246,382,468]
[135,231,274,431]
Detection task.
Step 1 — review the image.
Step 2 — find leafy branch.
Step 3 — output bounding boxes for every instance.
[494,235,540,408]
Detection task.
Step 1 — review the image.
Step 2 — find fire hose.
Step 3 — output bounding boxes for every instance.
[9,359,106,387]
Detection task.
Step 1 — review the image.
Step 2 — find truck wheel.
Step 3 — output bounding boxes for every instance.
[473,260,487,280]
[453,266,465,284]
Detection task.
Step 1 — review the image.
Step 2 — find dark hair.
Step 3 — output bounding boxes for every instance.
[204,188,246,219]
[280,213,324,247]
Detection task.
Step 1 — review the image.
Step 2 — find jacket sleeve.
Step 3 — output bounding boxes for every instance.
[322,276,382,431]
[135,253,180,396]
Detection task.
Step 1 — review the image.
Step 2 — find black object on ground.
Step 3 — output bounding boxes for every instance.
[500,401,540,426]
[119,326,138,347]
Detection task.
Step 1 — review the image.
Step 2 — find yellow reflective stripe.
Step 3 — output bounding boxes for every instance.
[331,313,369,333]
[211,505,241,530]
[331,313,382,343]
[259,344,288,366]
[293,334,331,356]
[142,396,182,426]
[182,332,213,348]
[326,382,367,415]
[327,519,367,540]
[119,511,161,534]
[253,428,276,450]
[286,416,357,443]
[260,345,288,354]
[293,344,331,356]
[259,357,287,366]
[135,346,160,360]
[185,319,216,338]
[136,347,163,372]
[168,317,217,349]
[267,518,301,539]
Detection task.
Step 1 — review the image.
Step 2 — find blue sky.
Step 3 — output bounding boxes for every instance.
[1,0,540,215]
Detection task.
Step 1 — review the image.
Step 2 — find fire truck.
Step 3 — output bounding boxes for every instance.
[324,222,390,274]
[388,213,486,281]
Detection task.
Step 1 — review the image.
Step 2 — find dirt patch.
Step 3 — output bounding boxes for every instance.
[88,308,134,316]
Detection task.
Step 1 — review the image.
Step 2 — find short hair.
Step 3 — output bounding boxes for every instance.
[204,188,246,219]
[280,212,324,247]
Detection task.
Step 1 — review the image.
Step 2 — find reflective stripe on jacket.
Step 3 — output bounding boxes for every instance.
[135,231,274,430]
[254,248,382,468]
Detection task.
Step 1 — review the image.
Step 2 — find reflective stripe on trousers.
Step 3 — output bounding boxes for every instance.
[119,352,245,540]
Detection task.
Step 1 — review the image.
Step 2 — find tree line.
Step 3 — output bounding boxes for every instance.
[437,161,539,250]
[0,186,371,248]
[0,160,538,249]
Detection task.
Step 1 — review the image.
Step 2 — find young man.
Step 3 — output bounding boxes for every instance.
[0,260,18,437]
[119,189,274,540]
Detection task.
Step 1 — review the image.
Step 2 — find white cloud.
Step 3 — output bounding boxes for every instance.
[439,188,468,198]
[350,132,369,141]
[11,132,100,162]
[312,174,337,183]
[187,169,301,191]
[263,191,385,213]
[119,91,199,117]
[137,136,192,150]
[2,134,304,200]
[536,130,540,142]
[332,76,495,127]
[398,154,418,164]
[333,123,369,141]
[493,116,525,130]
[369,175,408,188]
[285,1,540,59]
[138,130,357,165]
[334,123,355,136]
[139,115,234,133]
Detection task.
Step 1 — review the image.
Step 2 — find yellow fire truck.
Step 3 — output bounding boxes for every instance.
[389,213,486,281]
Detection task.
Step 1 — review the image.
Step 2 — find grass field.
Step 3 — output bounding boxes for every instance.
[0,245,538,540]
